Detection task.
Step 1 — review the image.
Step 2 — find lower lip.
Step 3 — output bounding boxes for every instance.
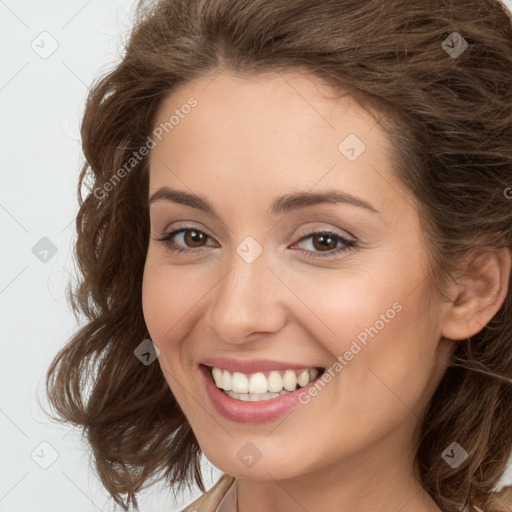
[200,364,323,423]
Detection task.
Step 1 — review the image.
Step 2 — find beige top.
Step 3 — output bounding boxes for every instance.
[181,473,237,512]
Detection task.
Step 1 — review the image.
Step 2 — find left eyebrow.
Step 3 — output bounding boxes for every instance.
[148,187,380,217]
[270,189,380,215]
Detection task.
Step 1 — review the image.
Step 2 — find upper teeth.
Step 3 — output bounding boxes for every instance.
[211,367,319,394]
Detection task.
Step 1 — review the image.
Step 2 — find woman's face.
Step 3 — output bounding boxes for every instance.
[142,69,454,481]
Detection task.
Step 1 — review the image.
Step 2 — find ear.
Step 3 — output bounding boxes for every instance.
[440,248,511,341]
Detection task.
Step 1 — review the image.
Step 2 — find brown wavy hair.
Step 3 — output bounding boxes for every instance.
[44,0,512,510]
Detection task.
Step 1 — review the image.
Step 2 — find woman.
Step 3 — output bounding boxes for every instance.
[45,0,512,511]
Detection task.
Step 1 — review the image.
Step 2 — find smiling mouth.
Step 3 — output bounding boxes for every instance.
[203,365,326,402]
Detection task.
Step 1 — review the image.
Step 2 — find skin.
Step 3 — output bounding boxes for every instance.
[141,68,511,512]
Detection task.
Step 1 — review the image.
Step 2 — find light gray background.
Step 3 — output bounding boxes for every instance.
[1,1,511,510]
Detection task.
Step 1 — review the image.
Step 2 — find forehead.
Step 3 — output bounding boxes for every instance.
[147,69,409,220]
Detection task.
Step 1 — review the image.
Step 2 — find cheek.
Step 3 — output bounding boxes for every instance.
[141,268,174,342]
[141,254,203,343]
[283,261,407,355]
[291,252,439,412]
[335,283,438,426]
[141,258,202,408]
[141,255,218,400]
[141,258,191,389]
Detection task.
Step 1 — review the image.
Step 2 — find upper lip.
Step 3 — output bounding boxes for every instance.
[200,357,324,374]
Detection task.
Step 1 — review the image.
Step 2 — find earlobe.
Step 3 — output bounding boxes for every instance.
[440,248,511,341]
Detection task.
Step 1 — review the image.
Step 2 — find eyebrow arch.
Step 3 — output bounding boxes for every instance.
[148,186,380,216]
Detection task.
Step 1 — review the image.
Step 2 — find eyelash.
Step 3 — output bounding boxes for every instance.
[154,226,357,259]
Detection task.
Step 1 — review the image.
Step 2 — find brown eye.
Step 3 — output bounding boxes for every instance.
[292,230,357,259]
[182,229,208,248]
[310,233,339,252]
[154,228,216,254]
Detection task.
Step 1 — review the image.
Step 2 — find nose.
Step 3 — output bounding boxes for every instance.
[206,247,287,344]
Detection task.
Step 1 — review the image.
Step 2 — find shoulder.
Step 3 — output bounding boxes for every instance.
[181,473,236,512]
